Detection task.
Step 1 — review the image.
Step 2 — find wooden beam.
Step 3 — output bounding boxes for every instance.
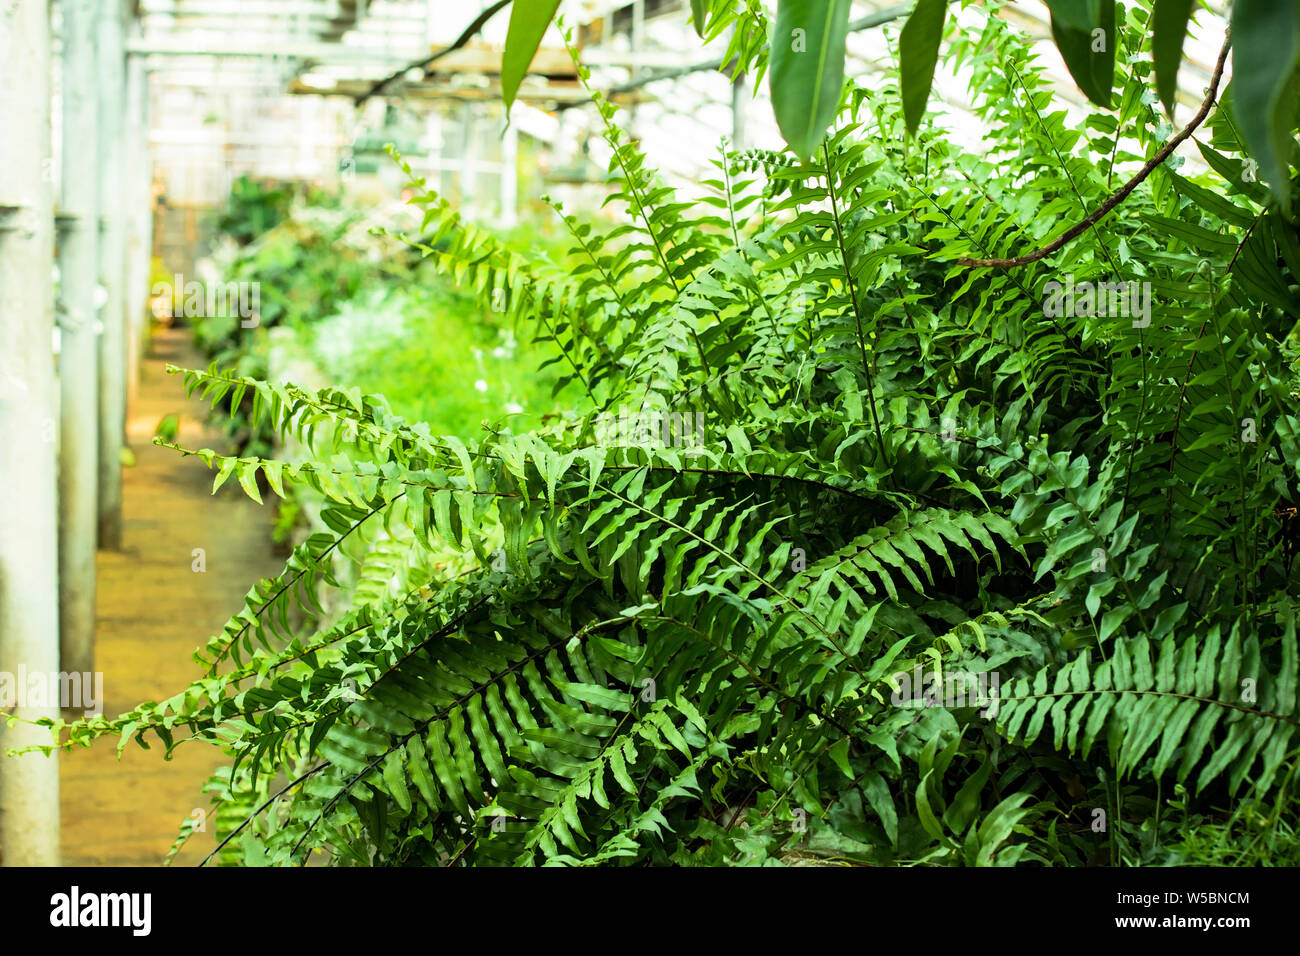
[418,42,575,79]
[288,76,648,106]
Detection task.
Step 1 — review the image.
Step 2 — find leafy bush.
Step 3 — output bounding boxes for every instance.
[213,174,297,246]
[194,195,581,457]
[293,279,583,440]
[188,206,374,457]
[53,4,1300,866]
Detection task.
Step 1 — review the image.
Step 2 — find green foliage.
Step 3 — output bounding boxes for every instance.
[501,0,562,109]
[768,0,852,160]
[51,4,1300,867]
[899,0,949,135]
[1230,0,1300,216]
[1151,0,1195,115]
[213,174,295,246]
[191,206,373,456]
[194,196,577,457]
[290,283,579,440]
[616,0,1300,213]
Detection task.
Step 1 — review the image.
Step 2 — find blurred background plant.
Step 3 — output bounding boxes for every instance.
[186,187,585,459]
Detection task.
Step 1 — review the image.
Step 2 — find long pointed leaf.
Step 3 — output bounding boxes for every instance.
[501,0,562,109]
[899,0,949,136]
[769,0,852,160]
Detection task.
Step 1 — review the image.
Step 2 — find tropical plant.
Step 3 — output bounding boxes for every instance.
[37,1,1300,867]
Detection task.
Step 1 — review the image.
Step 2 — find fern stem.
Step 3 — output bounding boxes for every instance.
[596,481,872,685]
[822,141,891,473]
[999,687,1300,730]
[547,199,636,356]
[647,613,854,735]
[200,762,328,867]
[901,425,1154,637]
[1002,59,1127,281]
[291,614,626,863]
[1206,290,1255,615]
[720,145,790,362]
[908,176,1088,363]
[203,494,403,676]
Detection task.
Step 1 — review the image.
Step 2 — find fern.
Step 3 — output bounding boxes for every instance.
[44,0,1300,867]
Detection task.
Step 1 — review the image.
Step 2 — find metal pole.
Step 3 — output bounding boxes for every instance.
[97,0,127,550]
[731,77,748,152]
[460,103,477,206]
[628,0,645,137]
[499,113,518,228]
[124,48,150,413]
[139,67,154,363]
[631,0,645,79]
[0,0,62,867]
[58,0,100,678]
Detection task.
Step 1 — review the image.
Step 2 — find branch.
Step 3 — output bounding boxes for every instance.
[356,0,513,106]
[956,33,1231,269]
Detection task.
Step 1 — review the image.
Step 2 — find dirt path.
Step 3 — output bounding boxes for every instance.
[60,325,282,866]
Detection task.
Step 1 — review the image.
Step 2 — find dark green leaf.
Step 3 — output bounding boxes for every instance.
[1045,0,1101,33]
[1050,0,1116,108]
[1152,0,1196,116]
[899,0,949,136]
[691,0,708,38]
[769,0,853,160]
[1229,0,1300,214]
[501,0,562,109]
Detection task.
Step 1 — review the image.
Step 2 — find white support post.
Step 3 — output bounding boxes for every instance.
[731,77,748,153]
[625,0,646,141]
[0,0,62,867]
[140,70,154,344]
[96,0,128,550]
[459,103,477,208]
[631,0,645,78]
[124,49,151,413]
[58,0,101,679]
[499,114,518,228]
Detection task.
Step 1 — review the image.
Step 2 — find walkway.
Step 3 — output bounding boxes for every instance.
[60,325,282,865]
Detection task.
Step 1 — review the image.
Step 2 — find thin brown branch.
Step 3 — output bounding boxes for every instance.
[956,34,1231,269]
[356,0,513,106]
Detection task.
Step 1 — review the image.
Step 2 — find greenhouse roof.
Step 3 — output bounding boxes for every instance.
[126,1,1233,195]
